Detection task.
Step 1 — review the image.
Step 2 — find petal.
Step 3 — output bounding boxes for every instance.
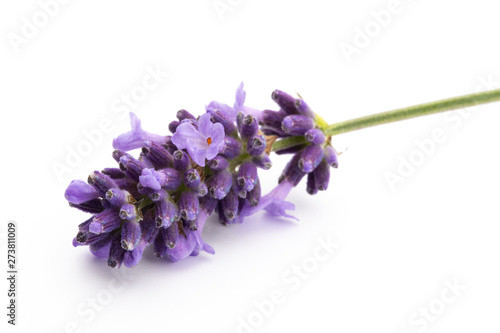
[187,145,208,166]
[239,180,297,220]
[242,106,264,122]
[234,82,246,111]
[166,231,197,261]
[206,101,237,120]
[206,144,220,161]
[90,242,111,259]
[171,122,199,150]
[65,180,100,204]
[264,201,298,221]
[210,123,225,144]
[197,113,213,137]
[194,232,215,255]
[113,113,166,151]
[123,244,145,268]
[139,169,161,190]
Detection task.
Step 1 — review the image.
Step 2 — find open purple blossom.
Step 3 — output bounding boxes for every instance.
[233,82,264,122]
[113,112,167,151]
[171,113,225,167]
[239,179,298,221]
[206,82,263,122]
[65,83,338,269]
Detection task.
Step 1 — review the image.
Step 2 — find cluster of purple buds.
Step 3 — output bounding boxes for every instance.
[262,90,339,194]
[65,83,338,268]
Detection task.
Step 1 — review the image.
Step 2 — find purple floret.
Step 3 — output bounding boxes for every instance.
[113,113,166,151]
[171,113,225,167]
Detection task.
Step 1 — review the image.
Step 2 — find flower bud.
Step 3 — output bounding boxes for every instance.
[279,153,306,186]
[75,230,110,246]
[89,209,122,234]
[114,177,141,199]
[195,183,208,197]
[112,149,127,163]
[119,203,139,220]
[184,169,201,189]
[282,115,314,135]
[209,109,238,135]
[207,170,232,200]
[163,136,177,153]
[141,141,174,169]
[221,189,239,221]
[149,189,168,202]
[164,220,179,249]
[88,171,118,196]
[237,161,258,192]
[179,191,200,221]
[324,146,339,168]
[238,113,258,139]
[247,135,266,157]
[305,128,326,145]
[105,188,131,207]
[295,99,315,118]
[155,199,179,228]
[220,136,242,159]
[217,203,230,225]
[69,198,105,214]
[154,230,168,258]
[261,110,287,137]
[108,234,126,268]
[139,168,181,191]
[177,109,195,121]
[252,154,273,170]
[168,121,180,134]
[247,180,261,207]
[101,168,126,179]
[119,155,147,182]
[209,156,229,170]
[314,160,330,191]
[121,220,141,250]
[173,150,190,171]
[272,90,298,115]
[306,173,318,195]
[89,232,114,258]
[65,179,101,205]
[298,145,324,173]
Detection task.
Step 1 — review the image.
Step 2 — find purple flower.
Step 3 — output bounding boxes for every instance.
[206,83,263,122]
[65,180,100,204]
[166,208,214,262]
[171,113,225,167]
[239,179,298,221]
[113,113,166,151]
[234,82,263,122]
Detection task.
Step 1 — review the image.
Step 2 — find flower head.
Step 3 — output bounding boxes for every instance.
[171,113,225,166]
[113,113,167,151]
[65,83,339,269]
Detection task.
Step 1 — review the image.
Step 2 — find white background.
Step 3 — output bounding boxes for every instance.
[2,0,500,332]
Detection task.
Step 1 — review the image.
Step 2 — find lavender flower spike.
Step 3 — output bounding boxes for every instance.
[171,113,225,166]
[113,112,167,151]
[66,84,346,269]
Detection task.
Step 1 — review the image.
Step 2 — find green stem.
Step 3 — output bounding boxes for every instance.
[271,135,307,152]
[324,89,500,137]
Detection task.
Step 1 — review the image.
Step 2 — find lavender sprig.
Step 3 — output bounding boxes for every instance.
[65,83,500,268]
